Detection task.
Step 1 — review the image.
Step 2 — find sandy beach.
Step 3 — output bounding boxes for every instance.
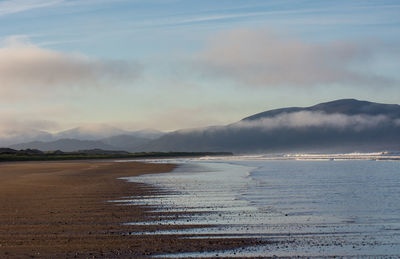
[0,160,264,258]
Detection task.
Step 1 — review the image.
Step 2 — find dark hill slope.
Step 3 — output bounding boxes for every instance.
[243,99,400,120]
[140,99,400,153]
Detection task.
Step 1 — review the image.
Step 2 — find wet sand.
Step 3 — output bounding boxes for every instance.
[0,161,266,258]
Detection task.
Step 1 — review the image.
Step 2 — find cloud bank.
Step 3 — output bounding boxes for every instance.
[0,115,57,146]
[198,29,393,87]
[0,36,140,97]
[234,111,392,131]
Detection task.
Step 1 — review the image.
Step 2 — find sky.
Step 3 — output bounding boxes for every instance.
[0,0,399,138]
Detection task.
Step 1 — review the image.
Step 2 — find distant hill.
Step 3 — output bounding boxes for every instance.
[76,149,129,155]
[54,126,165,141]
[99,135,151,152]
[243,99,400,120]
[0,148,19,154]
[129,129,165,140]
[5,99,400,154]
[9,134,160,153]
[0,130,53,147]
[0,147,128,156]
[138,99,400,153]
[97,129,165,152]
[6,128,165,152]
[9,139,115,152]
[54,125,129,140]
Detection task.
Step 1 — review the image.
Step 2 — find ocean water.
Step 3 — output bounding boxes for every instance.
[117,155,400,257]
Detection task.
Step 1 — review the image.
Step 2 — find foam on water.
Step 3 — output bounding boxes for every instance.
[115,155,400,257]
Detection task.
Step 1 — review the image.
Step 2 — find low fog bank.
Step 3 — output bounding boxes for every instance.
[140,105,400,154]
[140,123,400,154]
[4,100,400,154]
[235,111,398,131]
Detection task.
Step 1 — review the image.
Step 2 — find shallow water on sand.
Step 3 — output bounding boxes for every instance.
[118,158,400,257]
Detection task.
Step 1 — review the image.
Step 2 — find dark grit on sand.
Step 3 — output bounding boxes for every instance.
[0,161,267,258]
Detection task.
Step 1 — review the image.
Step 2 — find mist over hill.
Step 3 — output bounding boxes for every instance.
[243,99,400,120]
[8,129,164,152]
[9,139,115,152]
[139,99,400,153]
[5,99,400,153]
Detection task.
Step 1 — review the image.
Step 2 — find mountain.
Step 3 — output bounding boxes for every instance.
[139,99,400,153]
[9,135,153,153]
[6,99,400,153]
[99,134,151,152]
[243,99,400,120]
[54,125,129,140]
[98,130,164,152]
[6,127,165,152]
[130,129,165,140]
[55,126,164,141]
[9,139,115,152]
[75,149,129,155]
[0,130,53,147]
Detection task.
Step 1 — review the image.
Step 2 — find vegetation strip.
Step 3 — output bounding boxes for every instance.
[0,148,232,162]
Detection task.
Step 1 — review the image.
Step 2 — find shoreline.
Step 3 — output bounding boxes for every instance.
[0,152,233,163]
[0,160,265,258]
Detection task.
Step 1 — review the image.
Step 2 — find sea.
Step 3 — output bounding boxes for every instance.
[115,153,400,257]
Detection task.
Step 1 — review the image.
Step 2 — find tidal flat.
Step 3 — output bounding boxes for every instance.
[120,156,400,257]
[0,160,264,258]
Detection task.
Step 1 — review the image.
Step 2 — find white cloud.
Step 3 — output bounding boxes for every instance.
[0,0,128,16]
[197,29,395,87]
[0,0,62,15]
[0,107,63,136]
[0,114,58,146]
[0,36,141,97]
[0,119,57,137]
[235,111,392,131]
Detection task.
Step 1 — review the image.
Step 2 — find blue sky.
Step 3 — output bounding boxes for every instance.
[0,0,399,136]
